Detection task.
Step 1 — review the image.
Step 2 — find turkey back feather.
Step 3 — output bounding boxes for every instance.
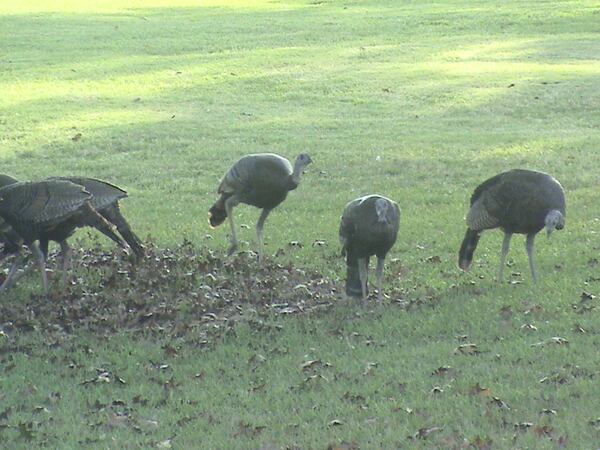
[50,177,127,211]
[466,169,565,235]
[219,154,294,209]
[0,181,90,229]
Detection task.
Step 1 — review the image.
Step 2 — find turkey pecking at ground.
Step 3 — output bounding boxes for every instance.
[0,177,130,293]
[208,153,312,263]
[48,176,145,259]
[339,195,400,304]
[458,169,566,283]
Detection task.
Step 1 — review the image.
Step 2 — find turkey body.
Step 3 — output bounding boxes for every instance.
[0,179,108,292]
[458,169,566,282]
[0,175,142,293]
[209,153,312,262]
[339,195,400,303]
[0,175,27,258]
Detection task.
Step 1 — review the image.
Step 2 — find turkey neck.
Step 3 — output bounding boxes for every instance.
[290,160,306,187]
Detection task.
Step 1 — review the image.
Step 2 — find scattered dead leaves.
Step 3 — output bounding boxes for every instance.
[0,240,337,342]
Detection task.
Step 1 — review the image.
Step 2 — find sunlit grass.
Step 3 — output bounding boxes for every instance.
[0,0,289,15]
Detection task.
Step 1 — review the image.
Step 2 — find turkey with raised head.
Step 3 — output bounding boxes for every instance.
[339,195,400,304]
[208,153,312,263]
[458,169,565,283]
[0,179,127,293]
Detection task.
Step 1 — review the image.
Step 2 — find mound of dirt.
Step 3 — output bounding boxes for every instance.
[0,240,338,341]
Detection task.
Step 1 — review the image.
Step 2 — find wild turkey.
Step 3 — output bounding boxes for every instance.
[0,175,25,260]
[458,169,566,283]
[208,153,312,262]
[0,175,143,259]
[0,179,127,293]
[47,176,144,259]
[339,195,400,304]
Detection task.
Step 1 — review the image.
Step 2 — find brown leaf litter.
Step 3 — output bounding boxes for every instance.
[0,240,337,341]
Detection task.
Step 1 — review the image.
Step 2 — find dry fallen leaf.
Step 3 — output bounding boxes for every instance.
[589,417,600,427]
[156,438,173,448]
[469,383,491,396]
[432,365,453,376]
[363,362,378,376]
[520,323,538,332]
[514,422,533,431]
[580,291,596,301]
[454,343,480,355]
[249,354,267,365]
[531,336,569,347]
[412,425,443,440]
[301,359,322,371]
[490,396,510,410]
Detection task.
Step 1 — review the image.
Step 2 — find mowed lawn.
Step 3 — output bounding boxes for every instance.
[1,0,600,448]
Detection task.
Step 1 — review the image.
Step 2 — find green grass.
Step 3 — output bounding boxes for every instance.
[1,0,600,448]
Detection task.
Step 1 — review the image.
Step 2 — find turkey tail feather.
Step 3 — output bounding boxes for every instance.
[458,228,480,271]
